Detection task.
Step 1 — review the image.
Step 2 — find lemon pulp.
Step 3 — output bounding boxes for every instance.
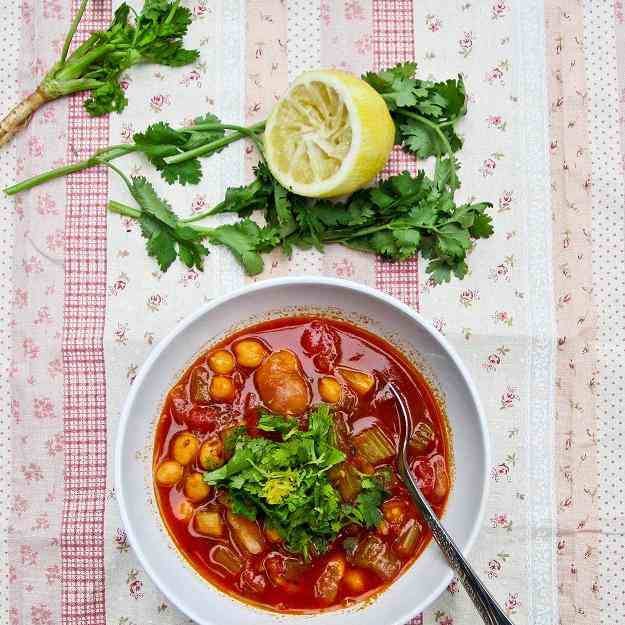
[264,69,395,198]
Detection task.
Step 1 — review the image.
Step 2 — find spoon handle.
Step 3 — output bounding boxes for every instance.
[400,466,515,625]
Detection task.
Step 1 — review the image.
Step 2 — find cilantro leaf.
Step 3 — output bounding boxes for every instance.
[132,116,226,185]
[111,176,209,271]
[129,176,178,227]
[258,413,299,439]
[426,259,453,284]
[203,406,372,558]
[354,487,385,527]
[206,219,280,276]
[469,208,494,238]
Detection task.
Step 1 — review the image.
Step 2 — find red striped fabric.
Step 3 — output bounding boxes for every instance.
[372,3,423,624]
[61,2,111,624]
[372,0,420,312]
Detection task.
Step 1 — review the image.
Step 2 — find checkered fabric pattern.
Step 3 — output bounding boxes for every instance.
[61,2,111,624]
[372,0,419,311]
[373,5,421,621]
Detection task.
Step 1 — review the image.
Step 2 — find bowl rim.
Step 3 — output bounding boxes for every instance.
[115,276,490,624]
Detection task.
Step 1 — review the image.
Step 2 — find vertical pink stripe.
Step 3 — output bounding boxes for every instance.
[61,2,111,624]
[371,0,419,311]
[9,4,70,624]
[244,0,289,281]
[372,13,422,625]
[545,2,600,624]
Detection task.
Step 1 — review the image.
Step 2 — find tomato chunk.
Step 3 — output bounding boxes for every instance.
[264,552,306,593]
[240,568,268,595]
[301,320,341,373]
[185,405,220,432]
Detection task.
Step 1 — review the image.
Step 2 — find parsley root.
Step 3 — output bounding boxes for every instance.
[0,0,198,148]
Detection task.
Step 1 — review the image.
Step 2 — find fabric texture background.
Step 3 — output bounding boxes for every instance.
[1,1,621,624]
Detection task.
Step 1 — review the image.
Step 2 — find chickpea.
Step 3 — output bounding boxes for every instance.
[382,500,406,525]
[338,367,375,396]
[199,435,225,470]
[171,431,200,466]
[175,500,194,521]
[208,349,235,375]
[264,350,298,372]
[194,509,225,538]
[155,460,184,487]
[233,339,267,368]
[318,377,342,404]
[209,375,235,402]
[184,472,211,503]
[343,568,366,594]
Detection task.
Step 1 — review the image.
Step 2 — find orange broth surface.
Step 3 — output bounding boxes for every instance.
[153,316,451,612]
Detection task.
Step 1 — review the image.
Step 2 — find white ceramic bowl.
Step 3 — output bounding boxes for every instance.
[116,277,488,625]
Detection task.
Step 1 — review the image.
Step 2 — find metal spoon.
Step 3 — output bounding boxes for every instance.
[387,382,515,625]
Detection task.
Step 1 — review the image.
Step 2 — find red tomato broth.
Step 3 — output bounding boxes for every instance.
[153,316,452,612]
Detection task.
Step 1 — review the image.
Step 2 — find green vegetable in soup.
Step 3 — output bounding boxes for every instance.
[353,424,396,465]
[203,406,388,558]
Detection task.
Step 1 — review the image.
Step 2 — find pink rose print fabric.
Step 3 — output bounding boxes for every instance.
[3,1,617,624]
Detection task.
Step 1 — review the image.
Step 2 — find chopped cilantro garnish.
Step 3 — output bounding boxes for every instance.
[203,406,388,558]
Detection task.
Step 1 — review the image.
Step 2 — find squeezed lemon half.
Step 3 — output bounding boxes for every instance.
[264,69,395,198]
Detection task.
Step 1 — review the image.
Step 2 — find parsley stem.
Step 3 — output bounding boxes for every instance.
[323,223,391,242]
[438,117,460,128]
[105,161,134,191]
[4,145,136,196]
[4,163,92,196]
[108,200,141,219]
[163,121,266,165]
[185,224,213,235]
[397,110,454,159]
[180,200,228,223]
[60,0,90,64]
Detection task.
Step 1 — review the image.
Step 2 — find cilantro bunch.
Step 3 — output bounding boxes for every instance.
[107,160,492,283]
[203,407,387,558]
[363,62,466,190]
[0,0,198,146]
[5,62,494,283]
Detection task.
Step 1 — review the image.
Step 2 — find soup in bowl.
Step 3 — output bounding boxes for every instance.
[116,277,488,625]
[153,316,452,611]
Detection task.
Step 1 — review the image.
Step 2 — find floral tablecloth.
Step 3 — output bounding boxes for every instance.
[2,1,624,625]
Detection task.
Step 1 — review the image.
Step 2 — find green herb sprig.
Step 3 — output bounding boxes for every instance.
[203,407,387,558]
[108,160,492,283]
[362,62,466,190]
[0,0,198,147]
[4,63,493,284]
